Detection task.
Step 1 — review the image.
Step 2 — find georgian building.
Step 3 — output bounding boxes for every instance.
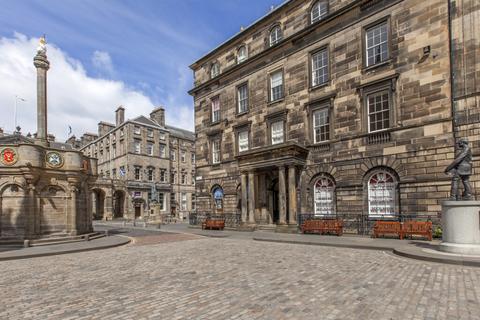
[189,0,479,232]
[70,106,195,221]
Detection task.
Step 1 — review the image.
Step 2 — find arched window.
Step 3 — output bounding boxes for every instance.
[314,176,335,216]
[368,170,397,217]
[311,1,328,24]
[212,186,224,210]
[237,46,248,64]
[210,62,220,79]
[269,25,283,47]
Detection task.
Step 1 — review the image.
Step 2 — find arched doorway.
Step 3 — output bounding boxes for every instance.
[211,186,224,215]
[92,189,105,220]
[113,190,125,219]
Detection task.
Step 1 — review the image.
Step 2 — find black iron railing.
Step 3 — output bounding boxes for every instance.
[298,213,441,236]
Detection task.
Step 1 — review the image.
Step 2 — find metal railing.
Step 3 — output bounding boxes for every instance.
[298,213,441,236]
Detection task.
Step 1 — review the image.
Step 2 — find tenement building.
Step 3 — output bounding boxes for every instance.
[189,0,479,232]
[71,107,195,221]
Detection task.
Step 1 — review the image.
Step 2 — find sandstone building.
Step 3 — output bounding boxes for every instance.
[189,0,479,232]
[71,107,195,221]
[0,37,97,240]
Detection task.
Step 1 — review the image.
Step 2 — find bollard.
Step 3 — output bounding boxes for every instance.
[104,230,109,237]
[24,240,30,248]
[85,234,90,241]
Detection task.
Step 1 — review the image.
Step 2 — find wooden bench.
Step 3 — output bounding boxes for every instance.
[373,221,402,239]
[401,221,432,241]
[202,218,225,230]
[301,219,343,236]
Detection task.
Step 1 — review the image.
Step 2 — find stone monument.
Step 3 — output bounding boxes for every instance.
[439,138,480,254]
[0,36,97,240]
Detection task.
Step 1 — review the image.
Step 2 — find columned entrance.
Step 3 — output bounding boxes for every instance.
[113,190,125,219]
[236,142,308,231]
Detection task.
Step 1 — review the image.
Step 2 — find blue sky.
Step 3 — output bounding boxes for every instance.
[0,0,285,138]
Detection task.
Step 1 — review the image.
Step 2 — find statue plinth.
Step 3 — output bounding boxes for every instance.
[439,200,480,255]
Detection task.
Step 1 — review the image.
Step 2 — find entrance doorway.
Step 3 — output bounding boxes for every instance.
[113,190,125,219]
[270,179,279,224]
[134,206,141,218]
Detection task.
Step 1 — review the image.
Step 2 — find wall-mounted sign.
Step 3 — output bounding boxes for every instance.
[46,151,63,168]
[1,148,18,166]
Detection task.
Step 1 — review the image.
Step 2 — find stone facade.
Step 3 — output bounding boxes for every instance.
[189,0,480,232]
[72,107,195,221]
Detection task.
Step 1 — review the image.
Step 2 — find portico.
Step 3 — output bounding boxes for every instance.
[236,142,308,231]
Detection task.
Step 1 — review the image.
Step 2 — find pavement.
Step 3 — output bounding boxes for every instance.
[1,230,480,319]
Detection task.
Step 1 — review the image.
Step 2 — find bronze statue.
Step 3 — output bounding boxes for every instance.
[445,138,473,200]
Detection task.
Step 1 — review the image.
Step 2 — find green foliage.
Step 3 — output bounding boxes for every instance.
[433,226,442,238]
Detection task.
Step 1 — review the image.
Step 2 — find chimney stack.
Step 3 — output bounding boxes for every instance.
[115,106,125,127]
[150,107,165,127]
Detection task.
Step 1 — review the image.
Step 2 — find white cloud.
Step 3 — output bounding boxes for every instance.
[0,33,193,142]
[91,50,114,76]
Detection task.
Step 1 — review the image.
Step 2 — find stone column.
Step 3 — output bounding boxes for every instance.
[278,166,287,225]
[241,172,248,223]
[33,50,50,146]
[288,165,297,225]
[26,184,36,238]
[248,171,255,224]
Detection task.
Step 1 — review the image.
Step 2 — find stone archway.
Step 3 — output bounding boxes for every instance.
[113,190,126,219]
[92,189,106,220]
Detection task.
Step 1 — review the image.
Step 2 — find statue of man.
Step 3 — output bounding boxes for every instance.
[445,138,473,200]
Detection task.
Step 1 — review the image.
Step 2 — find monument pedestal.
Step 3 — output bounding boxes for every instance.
[439,200,480,255]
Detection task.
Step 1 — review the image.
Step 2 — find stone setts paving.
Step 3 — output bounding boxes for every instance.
[1,236,480,319]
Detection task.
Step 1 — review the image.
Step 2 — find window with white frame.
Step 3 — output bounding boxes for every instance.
[238,130,249,152]
[147,142,153,156]
[181,193,187,211]
[159,144,166,158]
[211,96,220,123]
[210,62,220,78]
[191,153,195,164]
[271,121,284,145]
[112,144,117,157]
[181,151,186,163]
[147,168,154,181]
[313,108,330,143]
[134,167,141,180]
[159,133,165,140]
[311,48,328,86]
[367,90,390,132]
[269,25,282,46]
[120,128,124,137]
[160,169,166,182]
[181,172,187,184]
[159,193,165,211]
[134,140,141,154]
[368,170,397,217]
[134,126,141,135]
[171,172,176,184]
[192,194,196,210]
[311,1,328,24]
[270,71,283,102]
[237,84,248,113]
[170,150,176,161]
[314,176,335,216]
[212,139,221,164]
[147,129,153,138]
[365,22,388,67]
[237,46,248,64]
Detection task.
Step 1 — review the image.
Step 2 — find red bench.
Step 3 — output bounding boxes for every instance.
[373,221,402,239]
[373,221,433,241]
[401,221,432,241]
[202,218,225,230]
[301,219,343,236]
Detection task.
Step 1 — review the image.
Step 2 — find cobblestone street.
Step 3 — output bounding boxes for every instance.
[1,235,480,320]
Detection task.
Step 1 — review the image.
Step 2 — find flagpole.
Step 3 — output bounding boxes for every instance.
[14,95,17,130]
